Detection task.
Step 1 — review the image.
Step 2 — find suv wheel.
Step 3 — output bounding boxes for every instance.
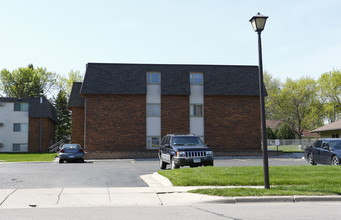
[159,157,167,170]
[170,157,179,169]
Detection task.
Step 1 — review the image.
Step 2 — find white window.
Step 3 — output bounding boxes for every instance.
[13,144,28,152]
[147,137,160,149]
[13,144,20,151]
[14,103,29,111]
[147,72,160,84]
[13,123,28,132]
[147,104,160,116]
[190,73,203,85]
[190,104,203,117]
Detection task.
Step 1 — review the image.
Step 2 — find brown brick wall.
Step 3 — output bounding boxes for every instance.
[28,117,56,152]
[72,94,262,158]
[70,107,84,147]
[85,151,158,159]
[85,95,148,155]
[204,95,262,154]
[161,95,190,137]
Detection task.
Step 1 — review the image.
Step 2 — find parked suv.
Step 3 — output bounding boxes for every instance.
[158,134,214,169]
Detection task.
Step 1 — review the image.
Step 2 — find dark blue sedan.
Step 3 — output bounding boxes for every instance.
[304,139,341,165]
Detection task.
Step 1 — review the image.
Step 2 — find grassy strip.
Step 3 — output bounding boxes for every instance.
[191,185,339,197]
[0,153,57,162]
[268,145,303,152]
[158,166,341,196]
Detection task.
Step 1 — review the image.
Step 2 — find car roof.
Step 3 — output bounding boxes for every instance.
[318,139,341,141]
[165,134,197,137]
[62,144,81,147]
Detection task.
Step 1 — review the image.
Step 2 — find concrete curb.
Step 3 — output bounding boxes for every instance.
[152,172,173,187]
[294,196,341,202]
[146,172,341,204]
[234,196,294,203]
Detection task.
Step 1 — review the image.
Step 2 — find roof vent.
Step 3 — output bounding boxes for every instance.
[0,102,4,107]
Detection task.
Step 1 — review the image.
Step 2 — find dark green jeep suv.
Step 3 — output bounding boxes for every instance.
[158,134,214,169]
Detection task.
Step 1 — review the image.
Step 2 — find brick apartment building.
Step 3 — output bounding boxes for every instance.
[68,63,262,159]
[0,97,57,152]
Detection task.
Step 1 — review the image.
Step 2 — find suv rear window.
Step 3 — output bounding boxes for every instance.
[172,137,203,145]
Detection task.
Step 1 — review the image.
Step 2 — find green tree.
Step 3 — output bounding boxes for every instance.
[263,71,282,120]
[266,127,277,139]
[54,90,71,142]
[275,123,295,139]
[58,70,84,96]
[275,77,323,139]
[0,64,57,97]
[318,69,341,123]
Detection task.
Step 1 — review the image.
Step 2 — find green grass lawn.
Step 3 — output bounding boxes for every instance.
[268,145,303,152]
[0,153,57,162]
[158,166,341,196]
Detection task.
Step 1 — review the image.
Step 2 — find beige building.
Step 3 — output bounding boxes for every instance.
[311,120,341,138]
[0,97,57,152]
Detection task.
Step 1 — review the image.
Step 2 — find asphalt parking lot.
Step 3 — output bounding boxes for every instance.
[0,156,307,189]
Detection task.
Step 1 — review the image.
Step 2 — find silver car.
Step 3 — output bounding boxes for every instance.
[59,144,85,163]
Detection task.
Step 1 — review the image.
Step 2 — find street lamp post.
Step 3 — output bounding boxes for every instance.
[334,105,339,122]
[250,12,270,189]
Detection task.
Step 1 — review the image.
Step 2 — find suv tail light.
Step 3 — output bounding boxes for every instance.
[59,149,65,153]
[78,149,84,153]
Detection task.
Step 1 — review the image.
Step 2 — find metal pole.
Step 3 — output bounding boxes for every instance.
[39,96,43,152]
[257,31,270,189]
[334,105,336,122]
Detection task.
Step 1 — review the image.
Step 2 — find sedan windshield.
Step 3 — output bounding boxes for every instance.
[172,137,204,146]
[330,141,341,150]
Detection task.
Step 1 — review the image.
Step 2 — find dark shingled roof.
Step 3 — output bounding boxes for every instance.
[80,63,261,96]
[0,97,58,123]
[67,82,85,108]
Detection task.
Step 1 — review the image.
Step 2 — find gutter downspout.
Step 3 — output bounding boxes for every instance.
[84,97,86,150]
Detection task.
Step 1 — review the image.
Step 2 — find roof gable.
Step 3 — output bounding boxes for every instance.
[0,97,58,123]
[311,120,341,133]
[68,82,84,108]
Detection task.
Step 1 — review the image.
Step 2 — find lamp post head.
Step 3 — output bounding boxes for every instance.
[250,12,268,32]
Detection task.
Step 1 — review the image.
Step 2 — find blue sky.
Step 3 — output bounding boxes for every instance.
[0,0,340,82]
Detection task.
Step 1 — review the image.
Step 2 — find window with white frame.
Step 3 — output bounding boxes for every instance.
[190,104,203,117]
[190,73,203,85]
[147,72,160,84]
[13,144,28,152]
[147,137,160,149]
[14,103,29,112]
[147,104,160,116]
[13,123,28,132]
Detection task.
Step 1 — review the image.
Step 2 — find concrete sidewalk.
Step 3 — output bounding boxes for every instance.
[0,172,228,208]
[1,172,341,209]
